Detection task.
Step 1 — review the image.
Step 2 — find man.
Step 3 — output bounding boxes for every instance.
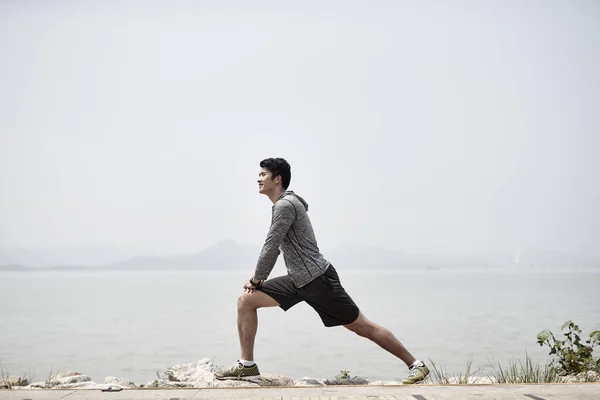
[215,158,429,384]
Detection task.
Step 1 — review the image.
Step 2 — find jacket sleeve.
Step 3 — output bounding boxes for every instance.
[253,199,296,280]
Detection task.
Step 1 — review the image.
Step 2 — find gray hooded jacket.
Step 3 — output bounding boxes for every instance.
[253,191,330,287]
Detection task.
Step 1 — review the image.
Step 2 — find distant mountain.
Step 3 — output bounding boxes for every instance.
[0,245,152,267]
[326,245,407,268]
[504,249,600,269]
[0,240,265,271]
[1,241,598,271]
[0,249,15,265]
[0,264,27,271]
[107,241,416,271]
[106,240,262,270]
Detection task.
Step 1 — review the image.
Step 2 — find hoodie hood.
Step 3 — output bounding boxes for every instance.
[280,190,309,211]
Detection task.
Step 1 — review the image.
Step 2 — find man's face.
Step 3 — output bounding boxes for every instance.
[257,168,279,195]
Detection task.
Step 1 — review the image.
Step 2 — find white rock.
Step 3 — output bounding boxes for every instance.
[55,375,92,385]
[28,382,50,389]
[324,376,370,385]
[144,380,197,388]
[212,380,260,388]
[57,371,82,379]
[144,380,161,388]
[294,377,326,386]
[104,376,137,388]
[369,380,401,385]
[28,375,92,389]
[162,358,293,387]
[3,376,29,387]
[166,358,216,385]
[572,371,600,382]
[254,373,294,386]
[468,376,496,384]
[7,385,41,390]
[561,375,577,383]
[447,376,495,384]
[54,382,102,389]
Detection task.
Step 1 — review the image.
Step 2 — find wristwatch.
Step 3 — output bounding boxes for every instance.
[250,277,262,287]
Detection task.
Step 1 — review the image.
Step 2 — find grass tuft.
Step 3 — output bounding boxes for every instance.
[488,354,561,384]
[0,359,13,389]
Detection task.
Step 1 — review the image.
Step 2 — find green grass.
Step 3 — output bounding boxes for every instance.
[489,354,562,384]
[0,359,13,389]
[44,366,61,388]
[0,358,63,388]
[425,354,565,384]
[427,356,483,384]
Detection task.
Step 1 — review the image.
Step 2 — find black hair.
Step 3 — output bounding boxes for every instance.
[259,158,291,189]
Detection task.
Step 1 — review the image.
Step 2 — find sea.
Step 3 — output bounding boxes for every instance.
[1,268,599,384]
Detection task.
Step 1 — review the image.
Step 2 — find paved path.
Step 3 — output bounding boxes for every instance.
[1,384,599,400]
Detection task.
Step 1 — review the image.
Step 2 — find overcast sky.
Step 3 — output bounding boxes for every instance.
[1,0,599,258]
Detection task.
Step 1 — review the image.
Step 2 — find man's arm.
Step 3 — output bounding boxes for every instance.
[253,199,296,281]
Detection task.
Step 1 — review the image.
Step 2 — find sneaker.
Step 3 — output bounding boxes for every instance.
[402,362,430,384]
[214,361,261,380]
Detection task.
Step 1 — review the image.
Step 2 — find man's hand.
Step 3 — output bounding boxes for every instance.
[243,277,263,293]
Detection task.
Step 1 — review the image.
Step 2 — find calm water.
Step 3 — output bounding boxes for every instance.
[1,269,599,383]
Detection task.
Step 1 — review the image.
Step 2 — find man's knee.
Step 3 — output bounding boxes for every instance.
[238,293,257,312]
[238,290,281,312]
[238,292,273,312]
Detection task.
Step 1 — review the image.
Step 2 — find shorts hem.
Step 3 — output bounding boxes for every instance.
[321,308,361,327]
[255,286,296,311]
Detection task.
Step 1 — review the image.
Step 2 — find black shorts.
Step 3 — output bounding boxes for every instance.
[256,265,360,327]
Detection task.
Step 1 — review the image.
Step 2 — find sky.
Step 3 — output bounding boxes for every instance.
[1,0,599,260]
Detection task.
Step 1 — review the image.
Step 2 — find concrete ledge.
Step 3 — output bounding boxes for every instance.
[1,383,600,400]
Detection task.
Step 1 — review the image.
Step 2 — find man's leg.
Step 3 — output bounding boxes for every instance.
[216,274,300,381]
[344,312,429,384]
[344,312,416,366]
[237,290,280,361]
[305,266,429,384]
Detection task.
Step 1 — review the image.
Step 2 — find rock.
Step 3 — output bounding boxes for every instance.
[561,374,578,383]
[3,376,29,387]
[212,380,260,388]
[542,372,599,384]
[253,373,294,387]
[159,358,291,388]
[294,377,326,386]
[446,376,467,384]
[446,376,495,384]
[466,376,496,384]
[165,358,216,385]
[29,380,64,389]
[573,371,600,382]
[144,380,197,389]
[474,376,497,384]
[29,374,92,389]
[104,376,137,388]
[28,381,50,389]
[57,371,82,378]
[11,386,41,390]
[55,375,92,385]
[324,376,370,385]
[54,382,102,389]
[144,380,162,388]
[369,380,401,385]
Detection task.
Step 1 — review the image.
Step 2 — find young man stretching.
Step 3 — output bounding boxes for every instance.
[215,158,430,384]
